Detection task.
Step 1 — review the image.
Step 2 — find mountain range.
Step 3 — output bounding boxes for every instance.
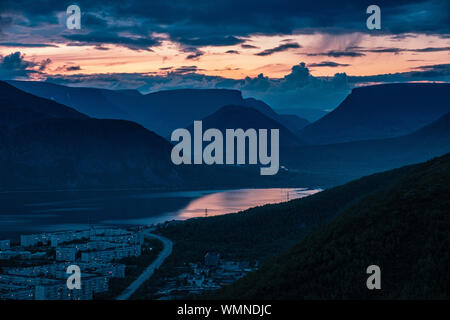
[0,81,181,189]
[2,80,450,189]
[297,83,450,144]
[7,80,309,137]
[284,109,450,183]
[0,81,309,190]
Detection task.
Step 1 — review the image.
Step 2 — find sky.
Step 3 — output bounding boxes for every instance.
[0,0,449,113]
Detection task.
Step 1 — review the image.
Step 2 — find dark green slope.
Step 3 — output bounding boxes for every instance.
[158,156,422,263]
[213,154,450,299]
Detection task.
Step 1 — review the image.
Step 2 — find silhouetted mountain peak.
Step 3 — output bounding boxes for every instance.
[0,81,87,130]
[187,104,306,147]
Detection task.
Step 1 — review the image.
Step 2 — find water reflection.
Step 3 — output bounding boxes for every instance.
[0,188,321,239]
[103,188,321,225]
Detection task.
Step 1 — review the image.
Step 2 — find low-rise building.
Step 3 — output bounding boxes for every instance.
[55,247,78,262]
[205,252,220,266]
[0,250,31,260]
[81,244,141,263]
[0,240,10,250]
[20,233,50,247]
[50,230,89,247]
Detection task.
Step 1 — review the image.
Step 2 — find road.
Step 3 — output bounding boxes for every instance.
[116,231,173,300]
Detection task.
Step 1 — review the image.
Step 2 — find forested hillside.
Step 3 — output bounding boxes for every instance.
[213,154,450,299]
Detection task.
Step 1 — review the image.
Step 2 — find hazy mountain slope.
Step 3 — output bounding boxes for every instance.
[140,89,243,135]
[6,80,132,119]
[214,153,450,299]
[243,98,309,132]
[298,83,450,144]
[7,81,307,137]
[277,114,310,132]
[285,111,450,183]
[6,81,244,135]
[277,108,329,122]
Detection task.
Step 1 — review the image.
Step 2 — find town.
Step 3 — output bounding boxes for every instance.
[0,224,258,300]
[0,227,145,300]
[152,252,258,299]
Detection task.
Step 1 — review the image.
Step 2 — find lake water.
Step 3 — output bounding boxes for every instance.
[0,188,321,240]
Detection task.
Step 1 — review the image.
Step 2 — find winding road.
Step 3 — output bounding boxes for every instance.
[116,231,173,300]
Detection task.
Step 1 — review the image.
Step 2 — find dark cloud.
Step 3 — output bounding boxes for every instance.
[175,36,244,47]
[348,64,450,83]
[82,13,109,28]
[183,48,204,60]
[360,46,450,54]
[0,15,13,30]
[410,63,450,77]
[363,47,403,54]
[63,32,160,51]
[66,65,81,71]
[307,45,450,58]
[0,42,58,48]
[389,34,418,40]
[241,44,259,49]
[172,66,203,74]
[409,46,450,52]
[256,42,301,56]
[308,61,350,67]
[94,45,110,51]
[3,0,448,51]
[225,50,240,54]
[414,63,450,71]
[55,64,82,72]
[307,50,365,57]
[0,51,39,78]
[38,58,52,71]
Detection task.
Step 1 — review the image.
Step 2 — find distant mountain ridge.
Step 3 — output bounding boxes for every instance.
[285,110,450,183]
[242,98,309,132]
[7,80,308,137]
[6,80,134,119]
[284,112,450,183]
[298,83,450,144]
